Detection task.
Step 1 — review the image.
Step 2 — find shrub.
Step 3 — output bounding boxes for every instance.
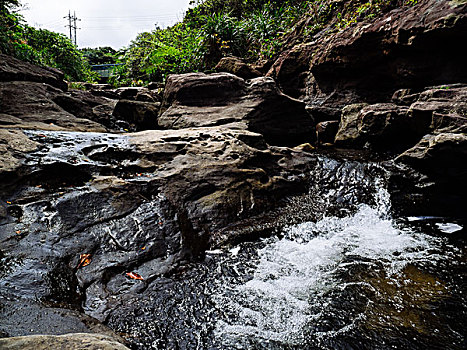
[1,0,96,82]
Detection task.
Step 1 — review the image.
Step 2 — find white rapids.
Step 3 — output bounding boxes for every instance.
[214,185,451,348]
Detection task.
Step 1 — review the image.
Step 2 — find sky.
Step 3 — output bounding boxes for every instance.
[19,0,192,49]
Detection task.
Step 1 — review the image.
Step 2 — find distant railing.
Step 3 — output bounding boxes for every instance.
[91,63,123,78]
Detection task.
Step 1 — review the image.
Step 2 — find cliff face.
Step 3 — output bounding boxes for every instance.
[268,0,467,105]
[264,0,466,203]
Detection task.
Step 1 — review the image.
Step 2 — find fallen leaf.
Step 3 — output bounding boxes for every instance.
[141,246,146,250]
[126,272,144,280]
[77,254,92,269]
[15,230,21,235]
[6,201,11,204]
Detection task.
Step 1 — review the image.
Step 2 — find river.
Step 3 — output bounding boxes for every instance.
[106,156,466,349]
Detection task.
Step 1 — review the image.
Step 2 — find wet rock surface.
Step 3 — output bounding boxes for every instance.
[0,333,129,350]
[0,126,318,341]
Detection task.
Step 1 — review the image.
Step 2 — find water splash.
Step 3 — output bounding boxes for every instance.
[214,174,453,349]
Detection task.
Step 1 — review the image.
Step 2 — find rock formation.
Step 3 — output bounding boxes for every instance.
[0,0,466,348]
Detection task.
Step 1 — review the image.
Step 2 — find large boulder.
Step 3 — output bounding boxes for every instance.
[159,72,315,145]
[396,131,467,182]
[267,0,466,119]
[0,54,67,91]
[0,55,120,132]
[215,56,262,80]
[112,99,161,130]
[115,87,162,103]
[309,0,467,105]
[267,42,315,99]
[0,125,317,324]
[394,130,467,218]
[0,81,107,132]
[334,85,467,151]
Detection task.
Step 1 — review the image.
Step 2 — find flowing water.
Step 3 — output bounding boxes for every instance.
[106,157,466,349]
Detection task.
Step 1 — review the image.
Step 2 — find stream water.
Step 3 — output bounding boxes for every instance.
[106,157,466,350]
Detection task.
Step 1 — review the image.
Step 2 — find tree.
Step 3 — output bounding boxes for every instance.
[80,47,117,65]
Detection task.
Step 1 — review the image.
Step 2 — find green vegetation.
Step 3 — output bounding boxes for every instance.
[114,0,412,86]
[80,46,117,65]
[0,0,95,81]
[2,0,417,85]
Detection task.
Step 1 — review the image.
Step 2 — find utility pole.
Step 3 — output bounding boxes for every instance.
[65,11,72,42]
[64,10,80,46]
[73,11,81,46]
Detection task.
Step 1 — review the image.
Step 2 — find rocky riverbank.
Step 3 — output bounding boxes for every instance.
[0,0,466,348]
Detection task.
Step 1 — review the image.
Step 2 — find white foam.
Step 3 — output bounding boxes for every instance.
[436,222,463,234]
[215,188,444,348]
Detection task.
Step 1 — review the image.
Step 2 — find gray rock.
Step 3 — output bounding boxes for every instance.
[115,87,161,103]
[159,72,315,146]
[334,103,369,145]
[0,333,129,350]
[0,54,67,91]
[334,85,467,151]
[215,56,262,80]
[0,81,107,132]
[112,99,161,130]
[395,132,467,176]
[316,120,339,145]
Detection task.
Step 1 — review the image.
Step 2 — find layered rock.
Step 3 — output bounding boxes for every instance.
[0,81,108,132]
[333,85,467,150]
[268,0,466,120]
[159,72,315,145]
[396,131,467,183]
[0,333,129,350]
[313,0,466,102]
[0,123,317,326]
[215,56,262,80]
[0,53,67,91]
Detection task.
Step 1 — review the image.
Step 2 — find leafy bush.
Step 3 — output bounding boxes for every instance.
[80,47,117,65]
[113,0,416,85]
[110,23,206,86]
[1,0,95,81]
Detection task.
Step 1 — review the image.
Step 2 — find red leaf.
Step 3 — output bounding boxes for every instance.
[126,272,144,280]
[77,254,92,269]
